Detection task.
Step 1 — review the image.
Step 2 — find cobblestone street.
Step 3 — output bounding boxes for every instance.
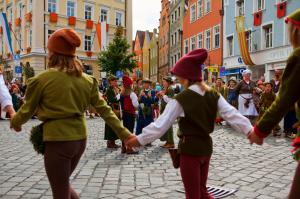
[0,119,297,199]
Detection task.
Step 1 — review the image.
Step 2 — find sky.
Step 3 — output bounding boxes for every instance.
[132,0,161,38]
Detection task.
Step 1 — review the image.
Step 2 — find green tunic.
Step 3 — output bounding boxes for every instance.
[104,86,120,141]
[160,87,175,144]
[11,69,130,142]
[258,92,276,119]
[255,47,300,160]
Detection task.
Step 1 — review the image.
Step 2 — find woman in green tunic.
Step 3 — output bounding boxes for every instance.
[10,28,134,199]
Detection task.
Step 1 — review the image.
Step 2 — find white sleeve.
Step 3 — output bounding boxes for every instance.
[130,92,139,108]
[116,93,120,101]
[137,99,184,146]
[0,74,13,111]
[218,95,252,136]
[162,95,172,103]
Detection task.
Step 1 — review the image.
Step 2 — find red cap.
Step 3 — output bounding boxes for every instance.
[171,49,207,81]
[123,76,133,88]
[47,28,81,57]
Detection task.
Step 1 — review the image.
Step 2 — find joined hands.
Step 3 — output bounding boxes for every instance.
[124,134,141,150]
[248,128,263,145]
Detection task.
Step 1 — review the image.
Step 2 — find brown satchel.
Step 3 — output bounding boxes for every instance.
[168,148,180,169]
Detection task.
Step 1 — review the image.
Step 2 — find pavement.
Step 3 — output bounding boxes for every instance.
[0,118,297,199]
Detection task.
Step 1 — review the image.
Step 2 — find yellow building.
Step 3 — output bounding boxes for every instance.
[0,0,132,79]
[142,30,152,79]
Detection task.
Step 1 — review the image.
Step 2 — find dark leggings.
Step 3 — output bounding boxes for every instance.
[122,112,135,132]
[44,140,86,199]
[289,161,300,199]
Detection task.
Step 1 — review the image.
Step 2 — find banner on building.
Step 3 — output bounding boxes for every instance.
[0,13,13,55]
[96,22,109,51]
[236,16,255,66]
[207,65,219,73]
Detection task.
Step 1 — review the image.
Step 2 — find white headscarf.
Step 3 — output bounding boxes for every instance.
[242,69,252,76]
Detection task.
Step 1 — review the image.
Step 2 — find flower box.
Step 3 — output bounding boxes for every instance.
[49,12,58,23]
[86,20,94,29]
[86,51,93,57]
[15,18,21,26]
[68,16,76,26]
[25,12,32,22]
[26,47,31,54]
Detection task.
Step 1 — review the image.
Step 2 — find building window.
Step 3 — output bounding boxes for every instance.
[184,39,189,55]
[85,35,92,51]
[213,25,220,49]
[116,12,123,26]
[236,0,244,16]
[190,3,196,23]
[171,14,174,23]
[171,35,174,46]
[198,32,203,48]
[28,29,32,47]
[174,32,177,44]
[67,0,75,17]
[197,0,204,18]
[205,29,211,50]
[171,56,174,66]
[175,10,178,20]
[255,0,265,12]
[101,8,109,22]
[48,0,57,13]
[18,33,22,50]
[7,6,13,23]
[85,4,93,20]
[227,36,233,56]
[246,30,252,52]
[28,0,33,12]
[178,6,181,17]
[48,29,55,38]
[205,0,211,14]
[17,2,23,18]
[263,24,273,49]
[174,54,177,64]
[190,36,197,51]
[178,52,181,60]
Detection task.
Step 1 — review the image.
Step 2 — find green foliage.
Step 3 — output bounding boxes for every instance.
[23,62,35,80]
[98,26,137,75]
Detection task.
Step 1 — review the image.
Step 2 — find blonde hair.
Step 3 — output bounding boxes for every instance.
[48,54,83,77]
[288,23,300,48]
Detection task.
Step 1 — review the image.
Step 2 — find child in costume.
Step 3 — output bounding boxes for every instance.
[227,77,238,108]
[249,9,300,199]
[136,78,157,136]
[127,49,253,199]
[120,75,139,154]
[158,76,175,148]
[213,78,228,125]
[10,28,134,199]
[104,75,122,149]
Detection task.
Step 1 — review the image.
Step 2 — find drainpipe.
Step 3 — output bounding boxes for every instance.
[220,0,225,78]
[44,0,46,70]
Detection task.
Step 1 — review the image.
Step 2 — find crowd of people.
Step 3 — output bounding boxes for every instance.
[0,9,299,199]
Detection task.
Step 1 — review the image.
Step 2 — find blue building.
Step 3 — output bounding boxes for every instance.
[223,0,300,81]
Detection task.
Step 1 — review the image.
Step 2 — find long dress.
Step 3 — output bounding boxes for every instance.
[136,89,157,135]
[104,86,120,141]
[235,80,258,117]
[159,87,175,144]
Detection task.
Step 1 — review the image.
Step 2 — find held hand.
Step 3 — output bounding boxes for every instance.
[10,120,22,132]
[248,130,263,145]
[124,134,141,149]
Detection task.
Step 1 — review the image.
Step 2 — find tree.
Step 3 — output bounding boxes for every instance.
[23,62,35,80]
[98,26,137,75]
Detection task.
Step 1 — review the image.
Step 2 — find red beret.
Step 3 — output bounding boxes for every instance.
[171,49,207,81]
[123,76,133,88]
[48,28,81,57]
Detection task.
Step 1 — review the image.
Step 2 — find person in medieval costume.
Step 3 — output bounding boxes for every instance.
[104,75,122,149]
[235,69,258,121]
[120,75,139,154]
[227,77,238,108]
[248,9,300,199]
[213,78,228,125]
[158,76,175,148]
[136,78,157,137]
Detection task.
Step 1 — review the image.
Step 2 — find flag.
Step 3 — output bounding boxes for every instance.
[277,2,287,19]
[253,11,262,26]
[236,16,255,66]
[96,22,109,51]
[0,13,13,55]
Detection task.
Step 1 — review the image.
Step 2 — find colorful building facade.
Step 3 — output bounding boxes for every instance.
[158,0,170,83]
[142,30,153,79]
[0,0,133,79]
[182,0,223,82]
[223,0,300,81]
[169,0,184,69]
[133,30,145,79]
[149,29,158,82]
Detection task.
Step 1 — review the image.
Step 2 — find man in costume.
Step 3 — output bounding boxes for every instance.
[136,78,157,136]
[158,76,175,148]
[104,75,121,148]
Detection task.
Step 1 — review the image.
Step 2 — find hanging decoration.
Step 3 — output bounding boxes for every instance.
[277,1,287,19]
[236,16,255,66]
[253,11,262,26]
[95,22,109,51]
[0,13,14,56]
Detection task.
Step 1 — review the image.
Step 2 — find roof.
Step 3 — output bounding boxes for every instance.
[135,31,146,49]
